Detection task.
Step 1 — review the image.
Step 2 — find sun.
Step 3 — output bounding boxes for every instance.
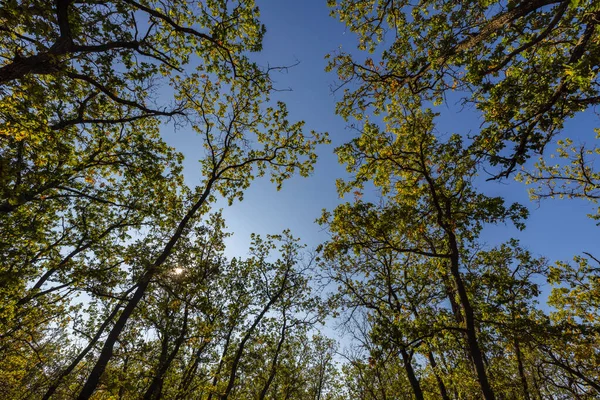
[172,267,184,275]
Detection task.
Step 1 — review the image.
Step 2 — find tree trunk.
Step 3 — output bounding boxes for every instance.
[448,233,495,400]
[514,340,531,400]
[143,306,189,400]
[220,289,285,400]
[427,350,450,400]
[400,348,424,400]
[258,315,287,400]
[206,323,235,400]
[43,303,122,400]
[76,274,152,400]
[175,337,211,400]
[76,179,216,399]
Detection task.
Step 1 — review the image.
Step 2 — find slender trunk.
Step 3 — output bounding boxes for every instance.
[514,340,531,400]
[206,324,235,400]
[258,315,287,400]
[441,270,473,365]
[76,274,152,399]
[144,327,172,400]
[76,178,216,399]
[419,142,493,398]
[220,294,282,400]
[400,349,424,400]
[118,356,129,400]
[220,268,290,400]
[448,233,495,400]
[314,354,332,400]
[143,306,189,400]
[43,303,122,399]
[427,351,450,400]
[175,338,211,400]
[441,272,463,325]
[314,366,324,400]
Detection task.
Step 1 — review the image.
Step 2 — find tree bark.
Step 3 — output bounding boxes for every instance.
[514,339,531,400]
[448,232,495,400]
[427,350,450,400]
[143,305,189,400]
[76,178,216,399]
[400,348,424,400]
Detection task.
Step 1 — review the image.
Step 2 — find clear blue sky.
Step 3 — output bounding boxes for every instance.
[166,0,599,279]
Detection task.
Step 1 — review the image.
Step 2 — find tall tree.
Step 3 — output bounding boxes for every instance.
[325,1,600,398]
[327,0,600,178]
[319,111,529,399]
[1,1,328,398]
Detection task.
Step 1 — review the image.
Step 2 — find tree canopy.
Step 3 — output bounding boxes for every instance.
[1,0,599,399]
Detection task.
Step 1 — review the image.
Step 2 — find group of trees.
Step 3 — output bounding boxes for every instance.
[0,0,598,399]
[321,0,600,399]
[0,1,333,399]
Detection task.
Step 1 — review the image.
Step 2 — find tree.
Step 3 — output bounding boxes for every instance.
[0,0,272,319]
[0,1,328,398]
[319,110,530,399]
[0,0,246,365]
[320,224,451,399]
[327,0,600,178]
[463,241,549,400]
[517,96,600,397]
[325,1,600,398]
[74,68,325,399]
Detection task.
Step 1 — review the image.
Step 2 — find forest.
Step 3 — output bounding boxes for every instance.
[0,0,599,399]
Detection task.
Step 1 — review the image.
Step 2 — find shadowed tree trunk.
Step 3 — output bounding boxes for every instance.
[258,312,288,400]
[400,348,424,400]
[143,305,189,400]
[427,350,450,400]
[514,340,531,400]
[220,267,290,400]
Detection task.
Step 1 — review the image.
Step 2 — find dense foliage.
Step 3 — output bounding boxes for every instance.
[324,0,600,399]
[0,1,330,399]
[1,0,599,399]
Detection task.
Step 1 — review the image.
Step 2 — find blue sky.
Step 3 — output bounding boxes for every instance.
[165,0,599,281]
